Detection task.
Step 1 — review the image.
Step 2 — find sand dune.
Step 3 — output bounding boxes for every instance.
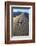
[13,13,29,36]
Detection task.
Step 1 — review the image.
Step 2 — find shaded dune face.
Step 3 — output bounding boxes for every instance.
[13,13,29,36]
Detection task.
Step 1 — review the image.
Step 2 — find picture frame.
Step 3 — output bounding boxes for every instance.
[5,1,35,44]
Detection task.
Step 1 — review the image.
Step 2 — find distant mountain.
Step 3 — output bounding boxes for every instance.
[12,12,22,17]
[12,12,29,19]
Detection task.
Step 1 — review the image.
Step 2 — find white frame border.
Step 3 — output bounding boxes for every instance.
[10,5,33,41]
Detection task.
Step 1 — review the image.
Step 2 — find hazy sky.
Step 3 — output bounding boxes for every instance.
[13,8,31,13]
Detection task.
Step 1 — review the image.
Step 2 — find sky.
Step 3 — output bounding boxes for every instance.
[13,8,31,13]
